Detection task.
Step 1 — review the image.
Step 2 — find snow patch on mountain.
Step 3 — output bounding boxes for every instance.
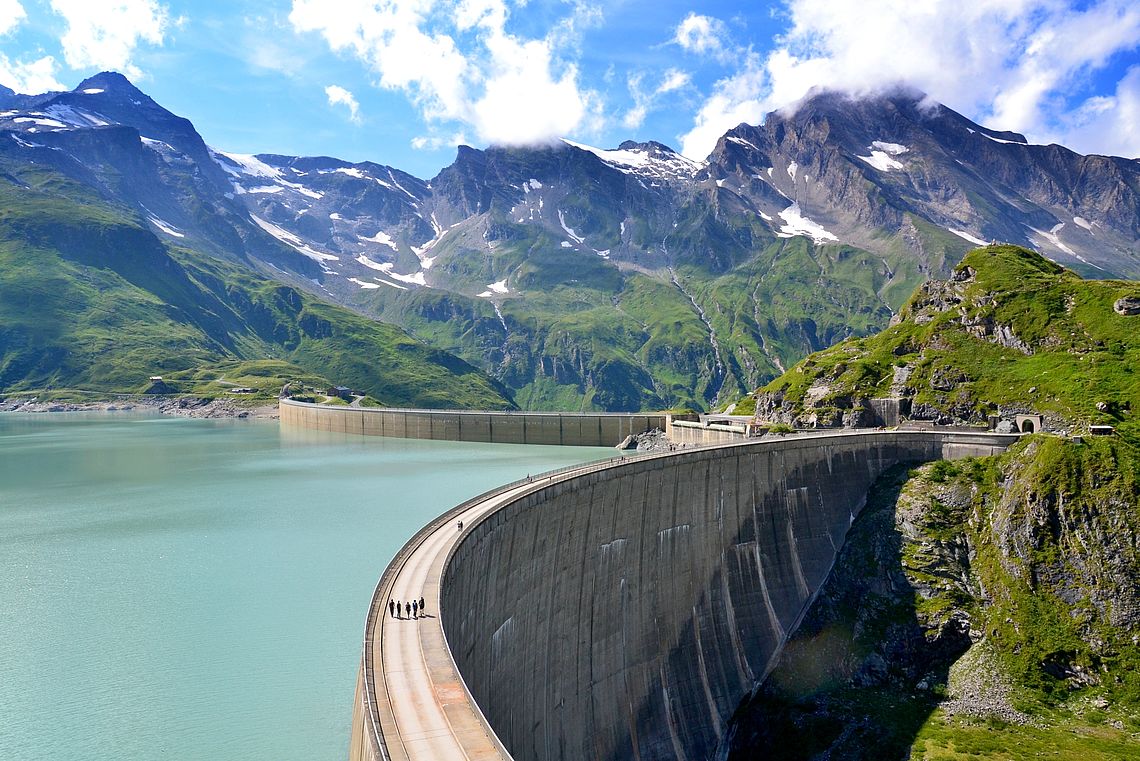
[215,151,281,180]
[558,209,583,243]
[786,162,798,180]
[251,214,339,265]
[147,216,184,238]
[484,279,509,295]
[13,116,68,129]
[775,203,838,244]
[359,230,398,251]
[1073,216,1094,232]
[948,228,987,246]
[348,277,381,289]
[871,141,908,155]
[378,263,426,286]
[1029,223,1077,257]
[857,142,907,171]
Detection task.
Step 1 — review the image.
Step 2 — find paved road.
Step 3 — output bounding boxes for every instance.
[372,482,534,761]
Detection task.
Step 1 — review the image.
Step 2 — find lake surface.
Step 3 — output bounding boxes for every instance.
[0,413,610,761]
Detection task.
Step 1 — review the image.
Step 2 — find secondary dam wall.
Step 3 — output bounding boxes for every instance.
[439,431,1013,761]
[279,399,664,447]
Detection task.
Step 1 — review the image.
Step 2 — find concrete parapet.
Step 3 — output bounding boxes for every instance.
[435,431,1017,761]
[280,399,666,447]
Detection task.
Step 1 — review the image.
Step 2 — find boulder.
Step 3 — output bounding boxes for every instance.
[1113,296,1140,315]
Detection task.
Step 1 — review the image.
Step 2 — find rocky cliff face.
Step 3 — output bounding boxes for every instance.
[723,437,1140,760]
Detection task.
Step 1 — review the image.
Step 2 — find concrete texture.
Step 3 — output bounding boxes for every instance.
[280,400,664,447]
[436,431,1016,761]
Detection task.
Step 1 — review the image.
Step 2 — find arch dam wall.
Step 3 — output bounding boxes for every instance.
[438,431,1015,761]
[280,399,664,447]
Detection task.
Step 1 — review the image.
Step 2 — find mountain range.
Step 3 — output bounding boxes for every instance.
[3,72,1139,410]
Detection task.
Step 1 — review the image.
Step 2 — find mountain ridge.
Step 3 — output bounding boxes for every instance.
[4,73,1140,410]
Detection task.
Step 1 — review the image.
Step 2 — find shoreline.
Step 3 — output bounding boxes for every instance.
[0,396,280,420]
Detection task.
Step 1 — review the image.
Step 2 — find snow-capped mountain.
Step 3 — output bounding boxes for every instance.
[4,73,1140,411]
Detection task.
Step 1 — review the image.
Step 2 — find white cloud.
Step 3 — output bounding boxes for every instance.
[657,68,690,95]
[325,84,362,124]
[50,0,172,79]
[673,13,729,61]
[623,67,691,130]
[1060,65,1140,158]
[0,0,26,36]
[290,0,600,146]
[0,54,65,93]
[678,0,1140,161]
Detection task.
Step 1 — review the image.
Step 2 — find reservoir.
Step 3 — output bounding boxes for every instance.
[0,413,610,761]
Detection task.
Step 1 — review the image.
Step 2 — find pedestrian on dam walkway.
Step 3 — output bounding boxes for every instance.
[412,600,418,618]
[405,601,411,618]
[389,599,395,618]
[419,596,425,615]
[395,600,401,619]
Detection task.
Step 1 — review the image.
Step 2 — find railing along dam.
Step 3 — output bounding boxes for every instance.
[350,430,1018,761]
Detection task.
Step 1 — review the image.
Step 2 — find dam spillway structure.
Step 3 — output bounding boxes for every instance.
[349,430,1017,761]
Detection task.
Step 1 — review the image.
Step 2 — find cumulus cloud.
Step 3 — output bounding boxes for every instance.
[678,0,1140,161]
[290,0,601,147]
[0,54,65,93]
[325,84,362,124]
[673,12,729,61]
[0,0,26,36]
[50,0,172,79]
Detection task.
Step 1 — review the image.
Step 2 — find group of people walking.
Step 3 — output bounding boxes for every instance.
[389,596,426,619]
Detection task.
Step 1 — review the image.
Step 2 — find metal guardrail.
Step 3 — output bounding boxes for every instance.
[356,429,1021,760]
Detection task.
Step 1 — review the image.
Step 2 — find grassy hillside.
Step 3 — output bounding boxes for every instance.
[755,245,1140,436]
[0,165,513,409]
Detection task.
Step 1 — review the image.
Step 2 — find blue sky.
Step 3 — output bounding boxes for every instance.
[2,0,1140,179]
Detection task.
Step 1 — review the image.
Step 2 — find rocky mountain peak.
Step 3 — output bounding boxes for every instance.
[74,71,144,98]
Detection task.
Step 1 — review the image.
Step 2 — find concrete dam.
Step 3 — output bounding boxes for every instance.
[351,430,1017,761]
[280,399,665,447]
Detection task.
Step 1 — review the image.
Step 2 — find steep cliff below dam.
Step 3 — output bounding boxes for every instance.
[439,432,1012,761]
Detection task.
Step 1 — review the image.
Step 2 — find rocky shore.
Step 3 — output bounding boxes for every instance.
[0,396,280,419]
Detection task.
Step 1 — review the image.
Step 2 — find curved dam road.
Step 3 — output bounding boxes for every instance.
[349,430,1018,761]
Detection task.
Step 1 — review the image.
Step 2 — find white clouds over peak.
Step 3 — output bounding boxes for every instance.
[0,0,26,36]
[290,0,601,148]
[50,0,172,79]
[678,0,1140,161]
[326,85,362,124]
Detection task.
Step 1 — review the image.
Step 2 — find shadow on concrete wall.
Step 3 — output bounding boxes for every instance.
[722,464,967,760]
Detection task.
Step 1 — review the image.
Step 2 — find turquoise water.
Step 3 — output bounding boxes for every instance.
[0,413,610,761]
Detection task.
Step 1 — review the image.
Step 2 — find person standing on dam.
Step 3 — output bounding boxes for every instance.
[419,596,425,615]
[405,601,411,618]
[389,599,395,618]
[395,599,401,619]
[412,600,418,618]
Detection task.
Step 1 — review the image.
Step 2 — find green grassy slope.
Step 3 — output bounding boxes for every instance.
[756,245,1140,436]
[0,165,513,409]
